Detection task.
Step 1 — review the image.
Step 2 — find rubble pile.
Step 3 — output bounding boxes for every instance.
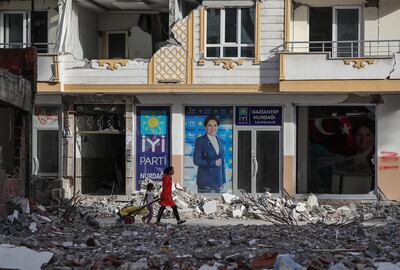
[1,194,400,269]
[72,185,400,225]
[0,196,100,237]
[1,214,400,269]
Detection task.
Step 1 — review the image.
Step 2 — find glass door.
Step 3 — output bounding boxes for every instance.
[32,107,60,177]
[255,130,280,193]
[235,128,281,194]
[333,7,361,57]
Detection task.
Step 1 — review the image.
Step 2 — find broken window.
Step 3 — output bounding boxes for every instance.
[297,106,376,194]
[206,7,255,58]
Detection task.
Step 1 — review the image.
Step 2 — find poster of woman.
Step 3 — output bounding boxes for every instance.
[184,107,233,193]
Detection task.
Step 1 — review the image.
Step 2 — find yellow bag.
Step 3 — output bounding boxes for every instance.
[119,205,148,217]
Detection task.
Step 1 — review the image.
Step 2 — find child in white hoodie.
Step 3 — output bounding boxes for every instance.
[142,183,155,224]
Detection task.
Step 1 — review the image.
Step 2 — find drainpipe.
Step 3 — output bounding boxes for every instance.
[31,0,35,46]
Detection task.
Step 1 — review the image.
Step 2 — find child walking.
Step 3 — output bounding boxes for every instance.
[156,166,186,225]
[142,183,155,224]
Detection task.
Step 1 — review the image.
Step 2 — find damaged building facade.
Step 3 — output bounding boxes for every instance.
[0,49,35,216]
[2,0,400,202]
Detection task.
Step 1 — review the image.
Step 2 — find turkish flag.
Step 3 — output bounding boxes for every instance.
[309,116,356,157]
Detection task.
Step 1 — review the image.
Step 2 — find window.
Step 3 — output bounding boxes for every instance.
[32,11,48,52]
[1,12,29,48]
[107,31,128,59]
[206,7,255,58]
[1,11,48,52]
[308,7,361,57]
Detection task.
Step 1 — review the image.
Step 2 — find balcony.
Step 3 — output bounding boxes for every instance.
[0,43,59,84]
[280,40,400,83]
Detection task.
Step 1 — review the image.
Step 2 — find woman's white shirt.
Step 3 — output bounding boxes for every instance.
[207,134,220,155]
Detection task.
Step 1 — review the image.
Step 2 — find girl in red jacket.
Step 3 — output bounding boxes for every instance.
[156,166,186,225]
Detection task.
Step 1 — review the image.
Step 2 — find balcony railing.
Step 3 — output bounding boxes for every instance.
[283,40,400,58]
[0,43,56,54]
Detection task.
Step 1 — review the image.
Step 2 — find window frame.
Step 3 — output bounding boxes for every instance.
[0,11,30,47]
[205,7,255,59]
[332,6,362,58]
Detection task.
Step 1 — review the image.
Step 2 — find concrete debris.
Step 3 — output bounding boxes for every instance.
[329,262,351,270]
[374,262,400,270]
[1,194,400,269]
[307,193,319,208]
[274,254,303,270]
[0,244,53,270]
[6,196,30,214]
[202,200,218,215]
[222,193,237,204]
[29,222,37,233]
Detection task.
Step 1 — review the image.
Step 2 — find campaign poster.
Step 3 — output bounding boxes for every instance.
[184,106,233,193]
[136,106,170,190]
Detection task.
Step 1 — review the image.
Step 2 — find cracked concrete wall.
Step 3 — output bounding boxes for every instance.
[388,53,400,79]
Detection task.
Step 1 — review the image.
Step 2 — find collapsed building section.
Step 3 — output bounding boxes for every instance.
[0,49,35,216]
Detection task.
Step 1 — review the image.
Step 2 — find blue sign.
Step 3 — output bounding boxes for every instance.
[236,106,282,126]
[136,107,170,190]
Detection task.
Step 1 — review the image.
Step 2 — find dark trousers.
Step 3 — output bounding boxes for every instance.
[156,205,181,222]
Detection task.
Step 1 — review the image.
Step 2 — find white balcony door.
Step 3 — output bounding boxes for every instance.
[333,7,361,57]
[0,12,30,48]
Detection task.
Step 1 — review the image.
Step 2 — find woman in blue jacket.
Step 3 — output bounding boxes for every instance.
[193,115,226,193]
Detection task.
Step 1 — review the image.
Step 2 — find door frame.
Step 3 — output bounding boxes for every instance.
[32,117,60,177]
[233,126,282,195]
[332,6,362,57]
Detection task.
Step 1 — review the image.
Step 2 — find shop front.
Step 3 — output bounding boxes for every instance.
[297,105,376,195]
[183,105,283,195]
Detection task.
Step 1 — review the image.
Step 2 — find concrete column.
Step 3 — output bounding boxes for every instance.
[125,100,134,195]
[171,104,184,184]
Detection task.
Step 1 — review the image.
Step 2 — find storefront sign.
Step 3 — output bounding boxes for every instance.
[236,106,282,126]
[184,106,233,193]
[136,106,170,190]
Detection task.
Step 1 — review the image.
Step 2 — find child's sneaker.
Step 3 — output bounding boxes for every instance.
[177,220,186,225]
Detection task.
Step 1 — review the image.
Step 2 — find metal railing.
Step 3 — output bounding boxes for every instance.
[283,40,400,58]
[0,43,56,54]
